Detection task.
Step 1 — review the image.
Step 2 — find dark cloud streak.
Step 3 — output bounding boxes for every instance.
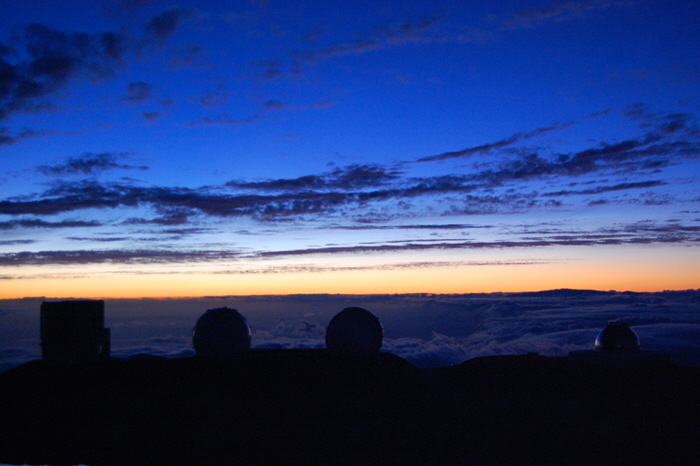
[257,16,441,81]
[418,123,571,163]
[543,180,666,196]
[187,114,259,127]
[227,164,400,191]
[0,249,242,266]
[328,223,492,231]
[2,218,697,267]
[0,240,36,246]
[0,219,101,230]
[259,223,700,258]
[307,16,441,61]
[0,127,43,146]
[502,0,637,30]
[37,153,148,176]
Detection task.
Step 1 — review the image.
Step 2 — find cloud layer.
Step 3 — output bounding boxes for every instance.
[2,106,697,222]
[3,291,700,373]
[1,102,697,269]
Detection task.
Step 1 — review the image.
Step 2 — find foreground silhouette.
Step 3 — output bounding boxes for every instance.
[1,351,699,465]
[192,307,252,357]
[1,302,695,464]
[325,306,384,353]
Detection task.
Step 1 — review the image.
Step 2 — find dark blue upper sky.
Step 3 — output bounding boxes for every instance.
[1,0,699,297]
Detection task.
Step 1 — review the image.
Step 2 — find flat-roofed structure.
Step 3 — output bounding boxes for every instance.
[40,300,110,363]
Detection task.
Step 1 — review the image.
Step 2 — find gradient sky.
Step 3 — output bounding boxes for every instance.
[1,0,699,298]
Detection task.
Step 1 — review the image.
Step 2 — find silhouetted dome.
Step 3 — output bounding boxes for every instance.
[595,321,640,352]
[192,308,251,357]
[325,307,383,354]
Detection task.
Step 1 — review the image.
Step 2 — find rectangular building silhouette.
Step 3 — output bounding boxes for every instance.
[40,300,110,363]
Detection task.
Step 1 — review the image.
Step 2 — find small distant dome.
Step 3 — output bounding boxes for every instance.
[193,308,251,357]
[594,321,640,352]
[325,307,383,354]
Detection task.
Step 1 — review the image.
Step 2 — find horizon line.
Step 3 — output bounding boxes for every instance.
[4,287,699,301]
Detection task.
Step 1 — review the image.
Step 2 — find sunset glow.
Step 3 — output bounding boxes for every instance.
[1,0,699,299]
[2,244,697,299]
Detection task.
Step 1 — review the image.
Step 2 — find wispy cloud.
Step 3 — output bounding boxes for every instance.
[415,108,697,188]
[328,223,492,231]
[0,219,101,230]
[624,102,699,136]
[502,0,638,30]
[417,123,572,163]
[227,164,401,191]
[142,111,161,122]
[258,221,700,258]
[249,59,283,81]
[0,249,243,266]
[196,80,229,109]
[124,207,197,226]
[295,16,441,64]
[104,0,158,17]
[543,180,666,196]
[107,0,157,9]
[168,44,207,70]
[253,16,441,81]
[0,127,45,146]
[143,7,196,42]
[263,100,286,111]
[66,236,129,242]
[455,109,698,186]
[187,114,259,127]
[37,153,148,176]
[123,81,152,104]
[0,248,552,270]
[0,240,37,246]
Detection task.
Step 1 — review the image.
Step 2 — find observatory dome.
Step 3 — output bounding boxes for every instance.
[594,321,640,352]
[192,307,251,357]
[325,307,383,354]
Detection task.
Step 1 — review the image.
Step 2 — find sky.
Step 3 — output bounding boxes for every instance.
[1,0,699,299]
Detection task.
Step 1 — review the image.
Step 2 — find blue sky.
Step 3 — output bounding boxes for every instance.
[1,0,699,297]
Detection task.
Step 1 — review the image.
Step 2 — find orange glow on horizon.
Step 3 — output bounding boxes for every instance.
[2,244,698,299]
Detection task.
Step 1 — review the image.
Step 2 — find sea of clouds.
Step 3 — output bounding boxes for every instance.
[2,290,700,373]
